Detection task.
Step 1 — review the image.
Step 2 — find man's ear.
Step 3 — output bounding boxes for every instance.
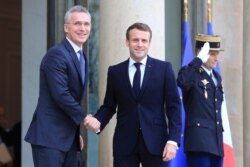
[64,24,68,34]
[125,40,129,47]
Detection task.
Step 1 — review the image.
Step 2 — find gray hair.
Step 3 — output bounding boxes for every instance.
[64,5,91,23]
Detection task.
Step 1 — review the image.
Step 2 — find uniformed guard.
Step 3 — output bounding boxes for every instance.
[177,34,224,167]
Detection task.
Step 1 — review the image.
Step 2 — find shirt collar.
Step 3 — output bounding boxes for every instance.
[66,37,82,53]
[201,65,213,75]
[129,56,148,67]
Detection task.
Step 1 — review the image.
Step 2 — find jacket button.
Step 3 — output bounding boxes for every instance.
[197,123,200,126]
[217,121,219,125]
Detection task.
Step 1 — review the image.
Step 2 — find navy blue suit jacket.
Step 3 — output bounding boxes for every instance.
[95,56,181,156]
[25,38,87,152]
[177,57,224,157]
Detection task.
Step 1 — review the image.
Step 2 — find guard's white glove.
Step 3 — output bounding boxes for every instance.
[197,42,210,63]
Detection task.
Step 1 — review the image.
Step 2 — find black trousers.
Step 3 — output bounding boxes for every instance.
[113,130,168,167]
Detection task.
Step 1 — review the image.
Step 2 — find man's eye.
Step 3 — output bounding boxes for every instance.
[75,22,82,26]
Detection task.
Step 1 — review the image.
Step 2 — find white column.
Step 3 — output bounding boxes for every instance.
[213,1,243,166]
[22,0,47,167]
[98,1,165,166]
[243,0,250,166]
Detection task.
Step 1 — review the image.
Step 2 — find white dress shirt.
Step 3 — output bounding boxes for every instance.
[66,37,82,60]
[128,56,147,87]
[202,66,217,85]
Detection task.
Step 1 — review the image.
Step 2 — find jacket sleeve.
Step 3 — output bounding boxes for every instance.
[177,57,203,91]
[94,67,117,131]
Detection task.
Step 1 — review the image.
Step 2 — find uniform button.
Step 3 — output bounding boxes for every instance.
[216,110,218,113]
[215,98,217,102]
[197,123,200,126]
[217,121,219,125]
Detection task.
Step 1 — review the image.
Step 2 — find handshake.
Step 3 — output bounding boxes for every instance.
[83,114,101,133]
[79,115,101,151]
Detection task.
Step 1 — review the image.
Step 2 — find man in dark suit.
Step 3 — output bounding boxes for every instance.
[24,5,100,167]
[177,34,224,167]
[85,22,181,167]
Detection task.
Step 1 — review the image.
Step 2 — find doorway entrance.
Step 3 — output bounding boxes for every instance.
[0,0,21,127]
[0,1,21,166]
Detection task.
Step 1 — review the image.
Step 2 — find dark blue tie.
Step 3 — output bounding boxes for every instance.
[133,63,141,96]
[78,50,85,85]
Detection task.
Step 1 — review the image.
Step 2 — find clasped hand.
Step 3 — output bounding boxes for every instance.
[162,143,178,161]
[83,114,101,133]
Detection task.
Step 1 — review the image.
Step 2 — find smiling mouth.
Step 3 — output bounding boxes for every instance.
[135,50,144,53]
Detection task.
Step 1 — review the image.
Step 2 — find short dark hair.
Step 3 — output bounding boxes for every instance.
[126,22,152,41]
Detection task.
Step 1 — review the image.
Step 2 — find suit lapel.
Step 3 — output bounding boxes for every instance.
[139,56,153,97]
[120,57,153,100]
[63,38,82,76]
[63,38,86,86]
[120,59,135,97]
[83,53,88,88]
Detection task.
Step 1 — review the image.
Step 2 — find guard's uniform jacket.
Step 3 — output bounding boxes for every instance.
[177,57,224,157]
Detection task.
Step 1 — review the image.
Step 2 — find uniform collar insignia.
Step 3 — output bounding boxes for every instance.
[201,79,209,86]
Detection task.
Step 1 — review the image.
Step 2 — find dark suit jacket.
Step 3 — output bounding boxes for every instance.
[95,56,181,156]
[25,38,87,152]
[177,57,224,157]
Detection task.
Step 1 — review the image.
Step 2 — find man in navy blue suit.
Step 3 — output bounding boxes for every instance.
[25,5,100,167]
[85,22,182,167]
[177,34,224,167]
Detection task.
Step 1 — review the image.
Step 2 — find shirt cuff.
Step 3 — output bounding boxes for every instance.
[167,140,179,149]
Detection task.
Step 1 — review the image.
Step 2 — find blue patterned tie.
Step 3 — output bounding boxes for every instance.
[133,63,141,96]
[78,50,85,85]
